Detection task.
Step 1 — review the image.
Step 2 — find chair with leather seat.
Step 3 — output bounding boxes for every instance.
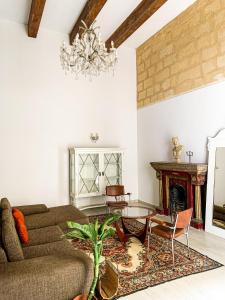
[149,208,193,266]
[105,185,131,213]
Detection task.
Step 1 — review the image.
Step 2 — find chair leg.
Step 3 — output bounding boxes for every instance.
[171,238,175,267]
[148,221,153,249]
[147,231,153,261]
[147,233,150,259]
[170,208,173,223]
[186,232,190,258]
[147,233,150,250]
[146,221,152,261]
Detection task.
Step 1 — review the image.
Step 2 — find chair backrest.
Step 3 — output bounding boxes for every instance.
[175,208,193,229]
[106,185,124,197]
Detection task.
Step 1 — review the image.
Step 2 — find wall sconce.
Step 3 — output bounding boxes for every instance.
[90,133,99,143]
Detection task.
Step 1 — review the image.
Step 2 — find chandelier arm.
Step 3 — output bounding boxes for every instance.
[80,38,87,52]
[78,54,87,60]
[60,20,117,79]
[89,49,98,61]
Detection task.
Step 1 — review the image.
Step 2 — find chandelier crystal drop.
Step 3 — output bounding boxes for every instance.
[60,21,118,79]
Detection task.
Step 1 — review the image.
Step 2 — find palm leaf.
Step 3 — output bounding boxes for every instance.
[65,229,88,240]
[88,223,97,243]
[66,221,93,239]
[101,227,116,241]
[99,214,120,236]
[95,218,99,233]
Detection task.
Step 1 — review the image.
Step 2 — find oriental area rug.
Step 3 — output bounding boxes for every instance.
[70,215,223,299]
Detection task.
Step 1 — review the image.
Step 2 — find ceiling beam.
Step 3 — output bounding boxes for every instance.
[105,0,167,49]
[28,0,46,38]
[70,0,107,45]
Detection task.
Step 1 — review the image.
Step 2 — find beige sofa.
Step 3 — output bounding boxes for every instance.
[0,198,93,300]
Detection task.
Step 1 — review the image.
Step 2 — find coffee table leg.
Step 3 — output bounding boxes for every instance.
[115,217,152,246]
[121,218,130,234]
[119,218,150,244]
[136,218,149,243]
[115,221,128,244]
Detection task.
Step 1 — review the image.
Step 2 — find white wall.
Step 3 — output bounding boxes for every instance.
[138,81,225,206]
[0,20,138,207]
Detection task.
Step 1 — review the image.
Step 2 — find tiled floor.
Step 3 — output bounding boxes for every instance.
[84,206,225,300]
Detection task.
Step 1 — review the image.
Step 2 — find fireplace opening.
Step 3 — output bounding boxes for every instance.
[169,184,187,214]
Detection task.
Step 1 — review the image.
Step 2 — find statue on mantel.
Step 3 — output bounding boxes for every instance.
[172,137,183,163]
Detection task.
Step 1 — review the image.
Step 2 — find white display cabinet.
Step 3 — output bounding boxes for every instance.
[69,148,123,207]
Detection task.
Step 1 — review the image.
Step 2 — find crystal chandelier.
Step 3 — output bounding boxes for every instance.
[60,21,118,79]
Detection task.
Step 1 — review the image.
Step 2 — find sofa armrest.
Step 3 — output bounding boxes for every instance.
[14,204,49,215]
[0,252,93,300]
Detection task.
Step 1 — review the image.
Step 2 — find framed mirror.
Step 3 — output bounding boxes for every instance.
[205,129,225,239]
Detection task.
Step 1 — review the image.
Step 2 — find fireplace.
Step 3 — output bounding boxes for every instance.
[151,162,207,229]
[170,184,187,213]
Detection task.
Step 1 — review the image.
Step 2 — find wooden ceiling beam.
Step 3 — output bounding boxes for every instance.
[105,0,167,49]
[28,0,46,38]
[70,0,107,45]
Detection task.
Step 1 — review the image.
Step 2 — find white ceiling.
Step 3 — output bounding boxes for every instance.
[0,0,196,48]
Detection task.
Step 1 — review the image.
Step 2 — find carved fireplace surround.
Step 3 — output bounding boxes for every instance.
[151,162,207,229]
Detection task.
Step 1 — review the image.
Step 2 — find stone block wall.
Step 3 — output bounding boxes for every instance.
[137,0,225,108]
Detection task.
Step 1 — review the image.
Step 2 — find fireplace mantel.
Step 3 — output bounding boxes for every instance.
[150,161,208,229]
[151,162,207,174]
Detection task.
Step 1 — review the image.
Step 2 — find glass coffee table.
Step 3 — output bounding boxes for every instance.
[114,204,156,245]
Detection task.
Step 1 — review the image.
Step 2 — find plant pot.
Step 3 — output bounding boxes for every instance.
[73,295,98,300]
[73,295,87,300]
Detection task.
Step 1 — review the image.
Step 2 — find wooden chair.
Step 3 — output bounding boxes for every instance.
[149,208,193,266]
[105,185,131,213]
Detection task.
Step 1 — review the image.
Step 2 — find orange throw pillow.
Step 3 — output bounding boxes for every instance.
[12,208,29,244]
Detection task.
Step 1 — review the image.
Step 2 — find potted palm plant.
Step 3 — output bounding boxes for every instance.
[65,214,120,300]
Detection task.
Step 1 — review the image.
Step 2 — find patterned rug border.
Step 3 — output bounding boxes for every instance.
[114,259,223,299]
[86,214,224,299]
[168,238,223,267]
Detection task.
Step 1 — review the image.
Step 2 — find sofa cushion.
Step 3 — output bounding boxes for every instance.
[12,208,25,222]
[1,208,24,262]
[15,204,49,216]
[12,208,29,244]
[23,239,75,259]
[25,205,89,230]
[49,205,89,225]
[23,225,64,248]
[25,211,57,230]
[58,217,89,233]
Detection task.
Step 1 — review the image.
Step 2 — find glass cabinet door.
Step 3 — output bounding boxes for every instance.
[77,153,100,196]
[104,153,122,186]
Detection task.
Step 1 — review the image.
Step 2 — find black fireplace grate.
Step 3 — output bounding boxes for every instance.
[170,184,187,215]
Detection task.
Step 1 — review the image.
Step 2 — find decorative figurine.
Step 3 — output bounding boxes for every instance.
[172,137,183,163]
[186,151,193,163]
